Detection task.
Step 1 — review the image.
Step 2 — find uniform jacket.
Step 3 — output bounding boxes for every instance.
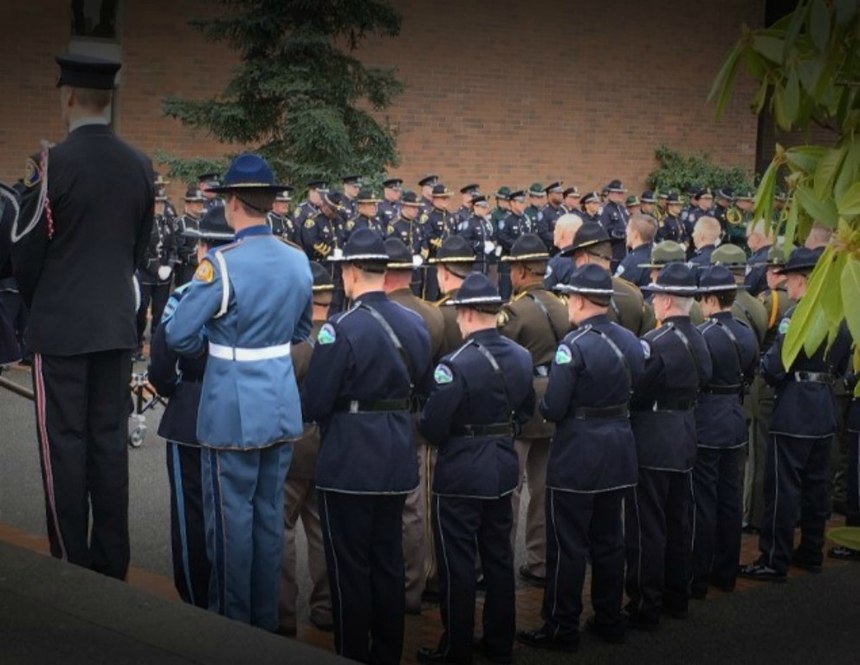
[424,208,456,256]
[344,214,386,240]
[458,213,497,269]
[615,243,652,287]
[13,123,155,355]
[689,244,716,268]
[498,283,570,439]
[733,288,768,348]
[138,214,174,285]
[543,253,574,291]
[497,212,532,255]
[758,287,792,352]
[435,289,465,357]
[631,315,713,471]
[761,304,851,438]
[377,199,401,225]
[541,314,645,492]
[388,287,445,361]
[694,311,758,448]
[388,216,429,258]
[598,201,628,264]
[303,291,432,494]
[656,213,688,245]
[419,328,534,498]
[301,213,342,262]
[744,245,771,297]
[166,225,313,448]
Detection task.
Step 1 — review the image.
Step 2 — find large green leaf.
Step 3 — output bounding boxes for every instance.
[834,137,860,202]
[784,69,801,125]
[795,185,839,226]
[842,258,860,345]
[785,145,826,173]
[814,144,847,197]
[837,182,860,216]
[809,0,831,52]
[753,35,785,63]
[782,194,800,250]
[709,42,743,117]
[783,245,836,367]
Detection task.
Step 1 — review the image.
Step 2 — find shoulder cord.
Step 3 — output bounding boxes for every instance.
[11,140,52,243]
[526,292,563,344]
[584,327,633,395]
[471,341,514,423]
[768,291,781,329]
[359,304,414,391]
[667,322,702,388]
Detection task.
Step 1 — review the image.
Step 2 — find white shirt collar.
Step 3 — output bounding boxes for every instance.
[69,116,110,133]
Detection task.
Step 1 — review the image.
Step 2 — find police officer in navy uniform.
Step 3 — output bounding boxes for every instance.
[518,264,645,651]
[11,54,155,579]
[625,262,712,629]
[293,179,328,229]
[497,189,532,299]
[267,188,296,242]
[301,189,345,263]
[197,172,224,214]
[341,174,362,218]
[0,182,22,365]
[147,206,234,608]
[387,190,430,295]
[456,183,480,227]
[173,187,207,285]
[417,272,534,665]
[424,184,458,301]
[689,216,721,267]
[136,190,176,359]
[378,177,403,225]
[458,193,498,276]
[739,247,852,581]
[599,180,629,270]
[344,187,386,239]
[418,174,439,215]
[303,228,432,665]
[689,266,758,598]
[540,182,565,248]
[543,213,582,291]
[166,153,313,629]
[614,213,657,288]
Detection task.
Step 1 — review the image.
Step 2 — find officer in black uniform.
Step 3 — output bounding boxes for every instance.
[614,213,656,287]
[387,190,429,294]
[713,187,733,241]
[11,54,155,580]
[135,190,175,360]
[267,188,297,242]
[377,177,403,225]
[457,193,497,276]
[518,264,645,651]
[562,186,581,216]
[301,189,345,263]
[341,174,362,218]
[417,272,534,665]
[418,174,439,215]
[424,184,458,301]
[655,192,688,248]
[303,229,433,665]
[497,189,532,299]
[539,182,565,249]
[688,215,721,267]
[739,248,851,581]
[154,174,177,219]
[689,266,758,599]
[173,186,206,285]
[197,172,223,213]
[830,361,860,561]
[344,188,385,239]
[625,263,712,629]
[686,187,714,231]
[147,206,234,608]
[293,179,327,229]
[599,180,629,270]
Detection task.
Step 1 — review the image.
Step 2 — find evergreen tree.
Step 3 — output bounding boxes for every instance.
[160,0,403,187]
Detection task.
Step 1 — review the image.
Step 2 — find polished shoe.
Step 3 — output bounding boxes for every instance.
[625,611,660,632]
[474,639,512,664]
[585,617,625,644]
[790,554,822,574]
[518,565,546,588]
[516,626,579,652]
[738,560,787,582]
[828,545,860,561]
[310,615,334,631]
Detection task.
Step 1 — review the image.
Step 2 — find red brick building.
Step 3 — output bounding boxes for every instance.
[1,1,765,204]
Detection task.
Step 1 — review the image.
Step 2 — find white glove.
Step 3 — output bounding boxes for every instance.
[483,241,495,255]
[157,266,173,281]
[331,248,344,260]
[494,245,503,258]
[412,254,424,267]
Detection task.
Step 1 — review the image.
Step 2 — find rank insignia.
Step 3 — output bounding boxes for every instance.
[317,323,336,345]
[433,363,453,384]
[304,218,315,229]
[194,259,215,284]
[24,158,42,188]
[496,310,509,327]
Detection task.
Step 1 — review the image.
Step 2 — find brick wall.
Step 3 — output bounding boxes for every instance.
[1,0,764,205]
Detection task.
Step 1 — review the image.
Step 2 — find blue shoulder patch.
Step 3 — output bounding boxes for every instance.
[640,339,651,360]
[317,323,337,345]
[433,363,454,384]
[554,344,572,365]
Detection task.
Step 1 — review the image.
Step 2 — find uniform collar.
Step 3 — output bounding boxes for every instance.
[235,224,272,240]
[712,310,735,321]
[354,290,387,304]
[69,116,110,133]
[579,313,610,327]
[515,281,544,295]
[466,328,499,343]
[634,242,653,254]
[696,244,716,254]
[662,315,691,325]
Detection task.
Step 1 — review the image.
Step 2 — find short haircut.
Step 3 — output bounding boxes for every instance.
[459,304,502,316]
[629,214,657,243]
[233,191,276,218]
[555,214,582,235]
[805,222,832,249]
[665,294,694,314]
[703,290,737,309]
[746,217,771,239]
[694,216,721,243]
[73,87,112,111]
[583,240,613,261]
[442,263,470,279]
[579,293,611,308]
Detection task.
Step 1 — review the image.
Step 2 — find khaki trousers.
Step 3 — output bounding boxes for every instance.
[512,437,550,577]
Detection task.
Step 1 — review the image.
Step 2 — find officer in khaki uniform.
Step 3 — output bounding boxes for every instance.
[709,244,768,347]
[497,234,570,587]
[383,237,445,613]
[279,262,334,635]
[559,222,655,335]
[430,236,476,356]
[637,241,705,325]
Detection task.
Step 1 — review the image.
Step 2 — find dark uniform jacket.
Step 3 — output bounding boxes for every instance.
[543,253,574,291]
[344,214,386,240]
[138,213,174,285]
[761,304,851,438]
[688,244,716,268]
[615,243,652,287]
[497,283,570,439]
[13,123,154,355]
[655,213,688,245]
[694,311,758,448]
[388,287,445,361]
[301,213,342,262]
[173,213,200,271]
[0,190,21,364]
[541,314,645,492]
[304,291,432,494]
[631,315,713,471]
[598,201,628,264]
[419,328,534,498]
[266,211,298,244]
[744,245,771,297]
[292,201,319,229]
[758,286,791,352]
[425,208,457,257]
[435,289,464,356]
[458,213,497,271]
[497,212,532,257]
[377,200,400,226]
[388,215,429,259]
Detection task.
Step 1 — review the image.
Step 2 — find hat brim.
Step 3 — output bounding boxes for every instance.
[640,283,700,295]
[696,283,743,294]
[558,238,604,256]
[356,199,381,204]
[312,284,336,292]
[501,252,550,263]
[386,261,416,270]
[196,231,235,241]
[774,263,817,275]
[328,253,390,263]
[428,256,476,265]
[443,296,504,307]
[207,183,288,194]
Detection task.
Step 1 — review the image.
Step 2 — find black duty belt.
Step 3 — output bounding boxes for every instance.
[635,399,696,412]
[573,404,629,420]
[534,364,550,378]
[791,371,833,384]
[451,422,514,438]
[333,398,411,413]
[702,385,742,395]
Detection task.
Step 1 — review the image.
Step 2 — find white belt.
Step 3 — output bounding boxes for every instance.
[208,342,292,362]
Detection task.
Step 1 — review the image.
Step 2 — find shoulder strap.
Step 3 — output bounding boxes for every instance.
[526,292,563,344]
[667,322,702,387]
[471,341,514,423]
[711,318,744,385]
[359,304,414,389]
[584,327,633,395]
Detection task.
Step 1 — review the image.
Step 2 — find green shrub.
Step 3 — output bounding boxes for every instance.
[646,145,755,196]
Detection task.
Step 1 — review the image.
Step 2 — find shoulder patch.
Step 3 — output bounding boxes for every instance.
[194,259,215,284]
[497,310,510,327]
[433,363,454,384]
[317,322,337,345]
[24,157,42,188]
[778,317,790,336]
[640,339,651,360]
[554,343,573,365]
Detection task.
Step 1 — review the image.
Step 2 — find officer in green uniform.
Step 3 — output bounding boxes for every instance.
[637,241,705,325]
[497,234,571,588]
[491,186,511,231]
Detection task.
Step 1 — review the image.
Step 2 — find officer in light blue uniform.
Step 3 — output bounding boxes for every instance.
[417,272,534,665]
[165,153,313,631]
[303,228,432,665]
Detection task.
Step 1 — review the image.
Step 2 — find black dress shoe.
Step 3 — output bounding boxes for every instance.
[518,565,547,588]
[738,560,787,582]
[828,545,860,561]
[416,647,465,664]
[790,554,822,574]
[585,617,625,644]
[516,626,579,652]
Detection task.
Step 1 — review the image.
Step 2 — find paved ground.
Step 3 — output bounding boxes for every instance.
[2,362,859,664]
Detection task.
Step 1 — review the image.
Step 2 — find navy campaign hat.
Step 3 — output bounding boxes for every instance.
[460,183,480,195]
[429,235,475,264]
[322,190,345,210]
[431,184,453,197]
[528,182,546,196]
[641,262,699,296]
[545,181,564,194]
[502,233,550,262]
[419,174,439,187]
[55,53,120,89]
[356,187,381,204]
[384,237,414,270]
[716,187,733,200]
[695,187,714,200]
[563,186,580,198]
[306,179,328,190]
[606,179,626,193]
[400,190,421,206]
[559,221,610,256]
[330,227,388,263]
[554,263,614,297]
[184,186,206,202]
[341,174,362,185]
[207,154,287,194]
[443,272,503,307]
[472,193,489,206]
[508,189,526,202]
[697,265,740,293]
[310,261,335,291]
[581,191,601,206]
[640,190,656,204]
[775,246,821,275]
[383,178,403,190]
[189,206,234,242]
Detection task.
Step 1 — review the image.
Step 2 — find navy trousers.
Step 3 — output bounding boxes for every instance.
[433,494,515,665]
[320,491,407,665]
[166,441,209,608]
[758,434,832,573]
[201,442,292,630]
[543,487,626,638]
[625,468,692,620]
[691,446,742,594]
